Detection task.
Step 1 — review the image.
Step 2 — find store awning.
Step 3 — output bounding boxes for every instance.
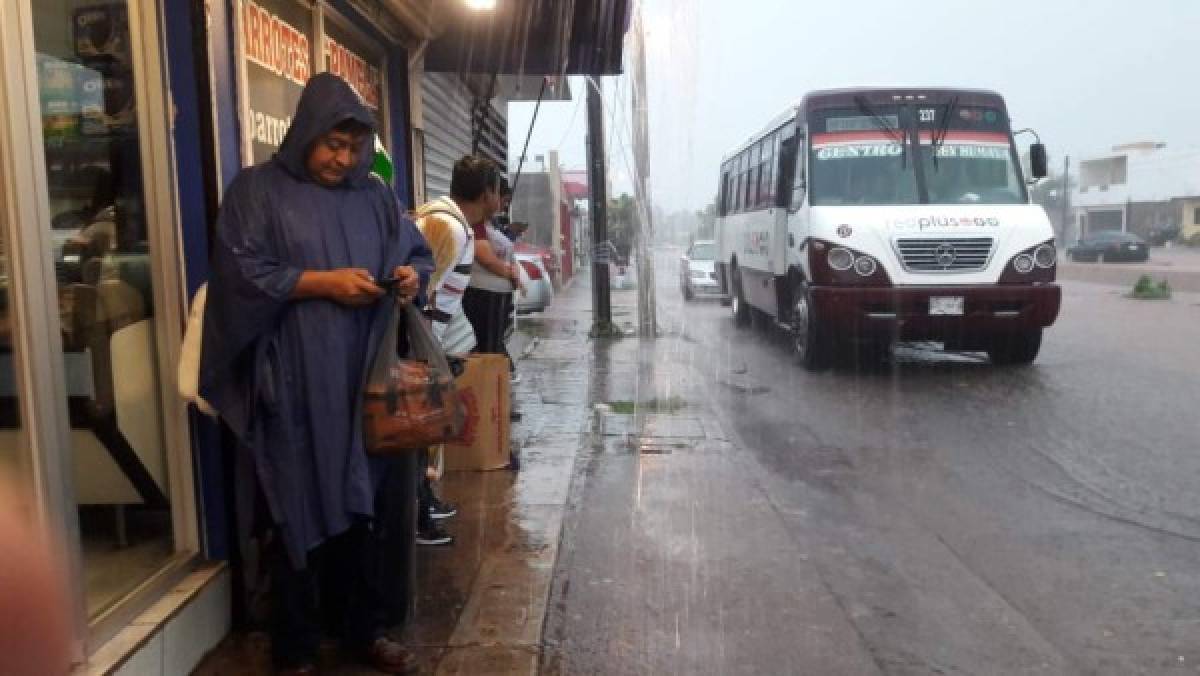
[420,0,631,76]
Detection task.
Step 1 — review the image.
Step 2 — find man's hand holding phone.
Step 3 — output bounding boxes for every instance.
[382,265,420,304]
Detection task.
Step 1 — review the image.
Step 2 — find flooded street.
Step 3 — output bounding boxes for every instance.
[543,247,1200,675]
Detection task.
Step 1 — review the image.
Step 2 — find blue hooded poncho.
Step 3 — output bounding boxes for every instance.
[199,73,432,568]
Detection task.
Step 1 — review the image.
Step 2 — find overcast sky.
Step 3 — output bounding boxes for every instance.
[508,0,1200,212]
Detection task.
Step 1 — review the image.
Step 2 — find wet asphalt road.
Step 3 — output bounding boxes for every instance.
[654,247,1200,674]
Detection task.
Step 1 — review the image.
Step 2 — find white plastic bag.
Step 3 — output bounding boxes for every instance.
[177,283,217,417]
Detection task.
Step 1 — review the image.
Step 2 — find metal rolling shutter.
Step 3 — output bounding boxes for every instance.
[420,73,508,200]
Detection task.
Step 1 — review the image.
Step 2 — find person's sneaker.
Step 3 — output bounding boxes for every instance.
[416,524,454,546]
[428,498,457,520]
[510,372,522,385]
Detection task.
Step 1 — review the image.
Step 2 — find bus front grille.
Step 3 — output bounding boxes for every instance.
[894,237,995,272]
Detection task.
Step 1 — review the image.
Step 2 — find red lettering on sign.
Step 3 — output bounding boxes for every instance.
[324,36,381,110]
[242,0,309,87]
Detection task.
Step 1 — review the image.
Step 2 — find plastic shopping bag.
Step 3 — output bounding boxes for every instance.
[362,298,465,454]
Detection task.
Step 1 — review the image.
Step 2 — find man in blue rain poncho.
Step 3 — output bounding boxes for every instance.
[199,73,431,674]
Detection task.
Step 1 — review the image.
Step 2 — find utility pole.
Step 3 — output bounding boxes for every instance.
[586,77,613,332]
[548,150,564,287]
[1061,155,1071,241]
[629,5,657,336]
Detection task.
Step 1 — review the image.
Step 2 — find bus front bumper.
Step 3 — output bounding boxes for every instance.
[810,284,1062,341]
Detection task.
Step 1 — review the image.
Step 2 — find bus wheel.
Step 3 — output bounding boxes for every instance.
[987,329,1043,365]
[792,283,832,370]
[731,268,752,327]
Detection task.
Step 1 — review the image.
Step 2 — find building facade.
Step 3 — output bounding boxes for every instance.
[1073,142,1200,243]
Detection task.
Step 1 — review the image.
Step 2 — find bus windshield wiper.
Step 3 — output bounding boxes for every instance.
[854,96,907,168]
[929,96,959,170]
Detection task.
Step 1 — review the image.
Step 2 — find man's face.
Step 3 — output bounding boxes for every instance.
[481,186,503,220]
[307,130,366,187]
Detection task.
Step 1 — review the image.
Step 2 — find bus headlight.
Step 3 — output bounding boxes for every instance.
[1034,243,1056,268]
[854,256,878,277]
[999,239,1057,284]
[809,240,892,286]
[828,247,855,271]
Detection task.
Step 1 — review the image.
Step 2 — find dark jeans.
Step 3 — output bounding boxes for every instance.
[266,523,382,668]
[463,286,510,354]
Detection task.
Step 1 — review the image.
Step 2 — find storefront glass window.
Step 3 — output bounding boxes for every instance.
[32,0,173,620]
[0,214,19,475]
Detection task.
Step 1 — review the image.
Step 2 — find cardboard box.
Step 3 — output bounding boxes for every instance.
[444,354,511,471]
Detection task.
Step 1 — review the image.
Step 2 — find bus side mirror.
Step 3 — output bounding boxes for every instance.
[1030,143,1048,179]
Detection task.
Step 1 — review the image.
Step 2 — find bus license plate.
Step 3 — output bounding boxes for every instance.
[929,296,965,316]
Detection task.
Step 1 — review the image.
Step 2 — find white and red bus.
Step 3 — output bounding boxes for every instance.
[714,87,1061,368]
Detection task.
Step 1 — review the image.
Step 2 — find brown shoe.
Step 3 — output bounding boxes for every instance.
[367,637,418,674]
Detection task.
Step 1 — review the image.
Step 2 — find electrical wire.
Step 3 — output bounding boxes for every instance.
[511,77,548,196]
[553,79,585,151]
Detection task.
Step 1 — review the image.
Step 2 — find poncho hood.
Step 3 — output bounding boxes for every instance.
[274,72,376,188]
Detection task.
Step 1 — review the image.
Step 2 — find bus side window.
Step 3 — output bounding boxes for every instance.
[744,145,753,211]
[775,134,797,209]
[719,169,730,216]
[729,160,739,211]
[762,134,777,207]
[793,134,807,207]
[739,150,750,211]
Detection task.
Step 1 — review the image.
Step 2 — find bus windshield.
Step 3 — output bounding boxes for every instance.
[809,103,1027,206]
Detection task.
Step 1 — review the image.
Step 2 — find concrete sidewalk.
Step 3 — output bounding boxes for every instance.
[402,277,600,675]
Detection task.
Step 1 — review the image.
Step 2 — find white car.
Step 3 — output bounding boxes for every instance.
[515,252,553,314]
[680,240,722,300]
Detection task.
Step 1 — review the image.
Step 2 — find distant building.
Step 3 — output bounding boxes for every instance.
[1073,142,1200,242]
[510,152,582,284]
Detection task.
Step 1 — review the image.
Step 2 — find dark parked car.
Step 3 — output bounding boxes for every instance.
[1066,231,1149,263]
